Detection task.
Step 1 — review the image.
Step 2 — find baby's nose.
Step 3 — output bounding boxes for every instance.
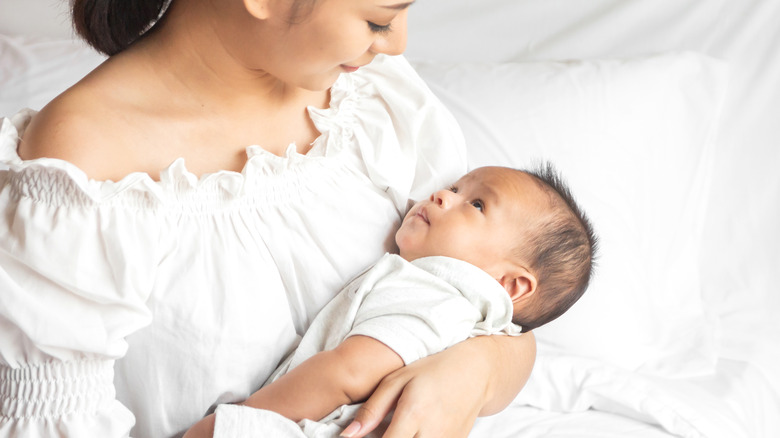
[431,190,452,208]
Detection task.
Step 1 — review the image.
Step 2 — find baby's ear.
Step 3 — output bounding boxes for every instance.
[498,268,537,305]
[243,0,271,20]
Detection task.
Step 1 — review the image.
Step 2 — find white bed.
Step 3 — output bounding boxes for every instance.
[1,1,778,437]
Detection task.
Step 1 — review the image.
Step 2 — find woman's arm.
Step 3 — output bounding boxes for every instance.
[0,114,161,436]
[340,332,536,438]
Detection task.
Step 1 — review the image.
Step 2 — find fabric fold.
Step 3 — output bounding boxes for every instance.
[0,359,115,420]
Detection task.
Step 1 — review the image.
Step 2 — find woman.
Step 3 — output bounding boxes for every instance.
[0,0,536,436]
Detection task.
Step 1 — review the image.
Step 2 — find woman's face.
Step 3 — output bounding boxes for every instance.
[260,0,412,90]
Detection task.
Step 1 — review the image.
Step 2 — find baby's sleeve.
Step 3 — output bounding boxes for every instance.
[345,259,482,365]
[0,148,158,436]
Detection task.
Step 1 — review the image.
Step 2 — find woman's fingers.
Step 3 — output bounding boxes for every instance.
[342,334,526,438]
[385,373,474,438]
[380,386,427,438]
[341,357,476,438]
[341,373,407,437]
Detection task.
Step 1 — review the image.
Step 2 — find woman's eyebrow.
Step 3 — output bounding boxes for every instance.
[382,1,415,10]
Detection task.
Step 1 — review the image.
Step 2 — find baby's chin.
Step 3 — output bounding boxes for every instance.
[396,245,427,263]
[396,246,414,262]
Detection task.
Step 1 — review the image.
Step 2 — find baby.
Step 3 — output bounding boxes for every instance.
[185,164,597,438]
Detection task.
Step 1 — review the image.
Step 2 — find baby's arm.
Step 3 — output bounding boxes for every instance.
[183,335,403,438]
[243,335,404,421]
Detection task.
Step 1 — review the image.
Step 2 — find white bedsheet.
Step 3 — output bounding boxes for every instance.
[469,357,778,438]
[500,356,777,438]
[406,1,780,437]
[474,408,675,438]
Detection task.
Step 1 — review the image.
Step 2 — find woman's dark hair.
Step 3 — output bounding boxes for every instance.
[288,0,318,24]
[72,0,320,56]
[71,0,169,56]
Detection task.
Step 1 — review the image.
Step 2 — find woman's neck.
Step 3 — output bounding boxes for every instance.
[124,0,323,114]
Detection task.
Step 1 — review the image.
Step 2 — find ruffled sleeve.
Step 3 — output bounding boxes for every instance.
[321,54,468,214]
[0,112,157,436]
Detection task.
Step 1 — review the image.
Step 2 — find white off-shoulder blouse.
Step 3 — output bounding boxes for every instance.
[0,54,467,437]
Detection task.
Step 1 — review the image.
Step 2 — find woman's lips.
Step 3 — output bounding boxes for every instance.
[341,65,360,73]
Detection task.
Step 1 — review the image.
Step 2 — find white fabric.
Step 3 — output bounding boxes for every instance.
[2,0,780,436]
[214,254,522,438]
[406,1,780,436]
[476,356,778,438]
[273,254,521,371]
[0,0,71,39]
[410,52,728,378]
[0,35,105,117]
[214,404,366,438]
[0,54,467,437]
[407,0,780,400]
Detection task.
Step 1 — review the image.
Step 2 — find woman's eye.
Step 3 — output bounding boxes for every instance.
[471,200,484,212]
[368,21,393,34]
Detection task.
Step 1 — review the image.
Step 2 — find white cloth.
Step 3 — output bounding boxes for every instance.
[213,254,523,438]
[0,54,467,437]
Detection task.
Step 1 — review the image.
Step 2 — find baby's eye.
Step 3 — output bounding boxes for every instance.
[448,186,458,193]
[471,200,484,212]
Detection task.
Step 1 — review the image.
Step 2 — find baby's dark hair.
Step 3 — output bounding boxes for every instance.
[512,162,598,332]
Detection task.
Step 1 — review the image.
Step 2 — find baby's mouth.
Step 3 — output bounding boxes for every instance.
[416,207,430,224]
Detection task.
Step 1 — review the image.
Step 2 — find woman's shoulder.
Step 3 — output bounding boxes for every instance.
[19,83,127,180]
[20,91,96,154]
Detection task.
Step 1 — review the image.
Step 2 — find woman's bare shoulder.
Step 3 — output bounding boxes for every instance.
[19,85,138,181]
[20,92,93,159]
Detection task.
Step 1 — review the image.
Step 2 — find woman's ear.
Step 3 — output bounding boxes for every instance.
[243,0,271,20]
[498,268,537,306]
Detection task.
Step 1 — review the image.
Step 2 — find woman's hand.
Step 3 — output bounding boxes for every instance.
[340,332,536,438]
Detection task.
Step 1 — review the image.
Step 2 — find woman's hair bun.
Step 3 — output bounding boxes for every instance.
[72,0,168,55]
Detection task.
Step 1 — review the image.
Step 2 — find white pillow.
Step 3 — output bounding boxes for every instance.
[0,34,106,117]
[0,37,727,376]
[410,52,728,377]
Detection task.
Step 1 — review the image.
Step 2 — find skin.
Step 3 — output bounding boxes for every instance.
[396,166,545,305]
[184,167,543,438]
[18,0,537,436]
[341,169,543,438]
[19,0,410,179]
[182,334,404,438]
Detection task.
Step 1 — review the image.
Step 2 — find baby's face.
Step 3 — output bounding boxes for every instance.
[396,167,548,275]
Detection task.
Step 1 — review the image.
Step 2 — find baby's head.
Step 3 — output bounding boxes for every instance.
[396,164,597,331]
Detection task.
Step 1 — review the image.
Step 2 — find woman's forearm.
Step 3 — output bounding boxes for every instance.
[341,331,537,438]
[474,331,536,416]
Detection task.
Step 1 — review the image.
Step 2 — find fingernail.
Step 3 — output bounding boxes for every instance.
[340,421,361,437]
